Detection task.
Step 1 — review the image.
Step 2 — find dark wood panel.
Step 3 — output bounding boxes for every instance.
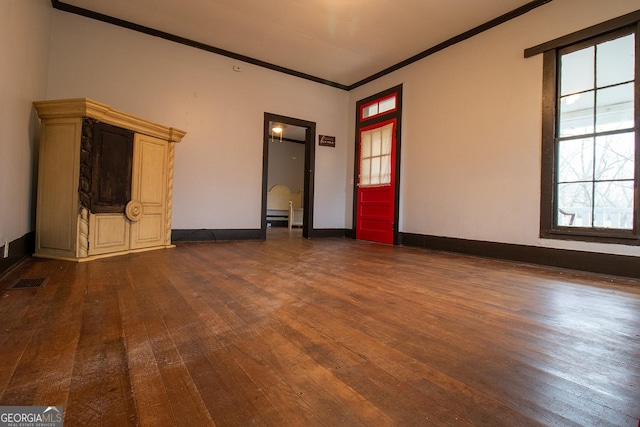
[90,122,134,214]
[1,228,639,426]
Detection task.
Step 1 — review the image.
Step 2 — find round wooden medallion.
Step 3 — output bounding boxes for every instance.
[125,200,143,222]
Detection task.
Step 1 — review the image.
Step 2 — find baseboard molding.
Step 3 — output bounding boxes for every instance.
[401,232,640,279]
[309,228,347,238]
[172,229,263,242]
[172,228,348,242]
[0,232,35,278]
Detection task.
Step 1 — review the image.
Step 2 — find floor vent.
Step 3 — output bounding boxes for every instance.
[6,277,48,290]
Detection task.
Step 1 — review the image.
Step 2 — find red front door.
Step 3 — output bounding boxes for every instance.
[356,118,397,244]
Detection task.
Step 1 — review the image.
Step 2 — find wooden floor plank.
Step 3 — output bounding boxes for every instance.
[64,261,109,426]
[0,228,639,426]
[0,261,84,408]
[117,275,180,427]
[0,259,72,398]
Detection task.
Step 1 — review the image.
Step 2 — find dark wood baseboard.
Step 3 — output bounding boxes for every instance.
[308,228,347,238]
[401,232,640,279]
[172,229,263,242]
[0,232,35,278]
[172,228,348,242]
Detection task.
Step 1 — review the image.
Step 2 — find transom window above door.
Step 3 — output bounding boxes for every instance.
[361,95,397,120]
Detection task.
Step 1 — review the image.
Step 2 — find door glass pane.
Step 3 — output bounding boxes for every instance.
[559,90,594,137]
[361,133,371,158]
[594,181,633,229]
[595,83,634,132]
[380,154,391,184]
[371,131,382,156]
[360,158,371,186]
[597,34,635,87]
[561,46,594,96]
[595,133,635,181]
[558,137,594,182]
[557,182,593,227]
[360,122,394,187]
[381,124,393,155]
[370,157,381,185]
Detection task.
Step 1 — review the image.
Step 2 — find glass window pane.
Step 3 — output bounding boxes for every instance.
[379,96,396,114]
[559,90,594,137]
[561,47,594,96]
[557,182,593,227]
[558,137,594,182]
[371,131,382,156]
[596,83,634,132]
[361,132,371,159]
[360,158,370,185]
[370,157,381,185]
[595,133,635,181]
[597,34,635,87]
[549,29,638,236]
[594,181,634,229]
[363,104,378,119]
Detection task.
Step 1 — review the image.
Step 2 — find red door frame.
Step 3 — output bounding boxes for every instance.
[353,85,403,245]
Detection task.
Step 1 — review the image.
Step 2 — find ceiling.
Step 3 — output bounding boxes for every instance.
[58,0,548,88]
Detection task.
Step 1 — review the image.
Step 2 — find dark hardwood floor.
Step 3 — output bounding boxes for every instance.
[0,228,639,426]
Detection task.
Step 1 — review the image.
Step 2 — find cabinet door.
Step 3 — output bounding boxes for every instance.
[129,134,167,250]
[36,119,82,259]
[88,213,130,255]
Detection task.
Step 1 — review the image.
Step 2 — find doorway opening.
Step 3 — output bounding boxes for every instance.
[353,85,403,245]
[262,113,316,239]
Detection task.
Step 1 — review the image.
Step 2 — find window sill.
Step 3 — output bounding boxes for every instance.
[541,229,640,246]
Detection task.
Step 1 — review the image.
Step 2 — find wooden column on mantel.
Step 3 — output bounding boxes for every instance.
[33,98,186,262]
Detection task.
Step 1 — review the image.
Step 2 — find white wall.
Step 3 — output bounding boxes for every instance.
[348,0,640,256]
[46,10,349,230]
[0,0,51,248]
[9,0,638,254]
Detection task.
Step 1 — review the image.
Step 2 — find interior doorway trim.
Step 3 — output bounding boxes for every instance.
[262,113,316,239]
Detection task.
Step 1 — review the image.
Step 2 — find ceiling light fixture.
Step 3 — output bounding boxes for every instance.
[271,124,284,142]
